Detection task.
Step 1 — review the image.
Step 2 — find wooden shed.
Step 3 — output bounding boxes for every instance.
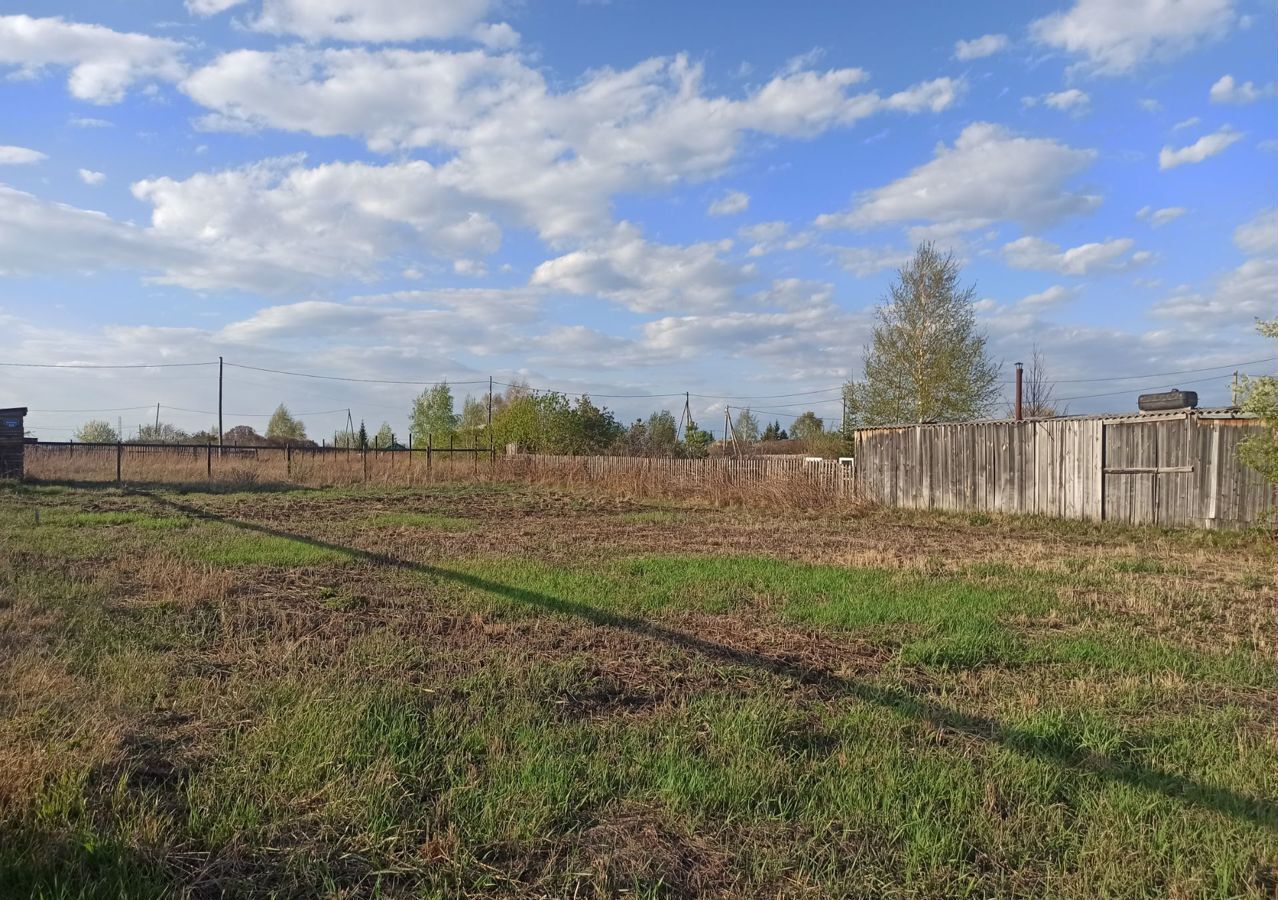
[0,407,28,479]
[853,408,1275,529]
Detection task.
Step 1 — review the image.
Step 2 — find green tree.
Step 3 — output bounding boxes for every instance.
[849,243,1000,425]
[1237,320,1278,481]
[74,419,118,443]
[266,404,307,444]
[732,408,760,443]
[683,418,713,458]
[458,395,488,447]
[133,422,188,444]
[372,422,395,449]
[572,395,623,453]
[357,421,369,450]
[410,383,458,445]
[647,410,679,456]
[791,411,824,441]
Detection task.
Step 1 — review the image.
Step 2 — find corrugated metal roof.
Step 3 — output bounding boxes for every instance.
[853,406,1258,432]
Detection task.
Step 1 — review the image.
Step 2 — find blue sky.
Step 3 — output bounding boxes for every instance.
[0,0,1274,441]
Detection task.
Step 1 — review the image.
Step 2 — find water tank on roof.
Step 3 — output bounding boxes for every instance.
[1138,389,1198,411]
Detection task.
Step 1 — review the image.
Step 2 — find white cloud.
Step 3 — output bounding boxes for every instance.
[737,220,810,257]
[530,222,750,313]
[69,115,112,128]
[1158,126,1243,169]
[130,155,502,291]
[182,50,960,242]
[1022,88,1090,114]
[817,122,1098,233]
[0,145,46,165]
[0,14,184,103]
[708,190,749,216]
[1233,208,1278,255]
[1172,116,1200,131]
[185,0,247,14]
[247,0,499,42]
[1045,88,1090,112]
[1002,236,1147,275]
[954,34,1008,61]
[0,183,189,277]
[1136,205,1186,226]
[1151,208,1278,324]
[77,168,105,185]
[1031,0,1237,75]
[1209,74,1275,104]
[1017,285,1075,308]
[830,245,913,277]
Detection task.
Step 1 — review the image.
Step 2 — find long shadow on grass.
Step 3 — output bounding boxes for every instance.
[139,489,1278,831]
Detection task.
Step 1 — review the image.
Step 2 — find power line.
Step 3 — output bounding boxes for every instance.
[0,360,217,369]
[1054,372,1253,403]
[1048,356,1276,385]
[225,362,487,386]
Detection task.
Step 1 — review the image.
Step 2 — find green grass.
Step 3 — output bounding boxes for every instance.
[1,484,1274,897]
[184,527,357,566]
[369,511,475,531]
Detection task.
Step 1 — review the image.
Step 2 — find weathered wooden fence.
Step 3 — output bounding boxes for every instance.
[853,409,1275,528]
[506,453,852,495]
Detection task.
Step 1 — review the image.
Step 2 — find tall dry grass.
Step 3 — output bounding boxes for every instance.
[22,445,859,511]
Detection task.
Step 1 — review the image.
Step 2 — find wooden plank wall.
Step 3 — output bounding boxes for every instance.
[854,414,1274,528]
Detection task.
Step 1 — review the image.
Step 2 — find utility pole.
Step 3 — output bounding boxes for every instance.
[217,356,224,453]
[155,403,160,432]
[1232,371,1239,407]
[1014,361,1024,422]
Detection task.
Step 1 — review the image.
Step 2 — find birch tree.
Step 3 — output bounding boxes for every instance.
[850,243,1000,425]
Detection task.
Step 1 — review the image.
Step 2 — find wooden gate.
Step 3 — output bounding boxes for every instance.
[1101,417,1195,526]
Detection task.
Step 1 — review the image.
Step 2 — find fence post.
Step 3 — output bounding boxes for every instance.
[362,447,368,482]
[116,441,122,482]
[286,444,292,479]
[206,442,212,480]
[427,433,432,475]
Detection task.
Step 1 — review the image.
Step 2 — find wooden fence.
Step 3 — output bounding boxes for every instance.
[505,453,852,495]
[852,410,1275,528]
[21,441,853,496]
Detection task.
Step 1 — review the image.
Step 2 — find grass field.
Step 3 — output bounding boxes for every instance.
[1,479,1275,898]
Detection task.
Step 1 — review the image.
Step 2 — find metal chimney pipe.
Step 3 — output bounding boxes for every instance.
[1014,361,1024,421]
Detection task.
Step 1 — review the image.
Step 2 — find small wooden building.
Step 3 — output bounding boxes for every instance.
[853,407,1275,529]
[0,407,28,479]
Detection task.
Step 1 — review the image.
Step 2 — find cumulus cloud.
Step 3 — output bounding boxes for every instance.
[246,0,500,42]
[1209,74,1275,104]
[1022,89,1090,114]
[1003,236,1148,275]
[0,14,184,103]
[1233,208,1278,255]
[77,168,105,185]
[130,156,503,292]
[830,245,913,277]
[1158,126,1243,169]
[1031,0,1237,75]
[0,144,46,164]
[185,0,247,14]
[1151,208,1278,324]
[1017,285,1076,308]
[1136,205,1186,226]
[529,222,750,313]
[953,34,1008,61]
[181,49,960,240]
[817,122,1098,233]
[737,221,810,257]
[0,183,190,277]
[708,190,749,216]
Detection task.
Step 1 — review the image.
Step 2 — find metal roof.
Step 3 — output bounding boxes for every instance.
[853,406,1257,432]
